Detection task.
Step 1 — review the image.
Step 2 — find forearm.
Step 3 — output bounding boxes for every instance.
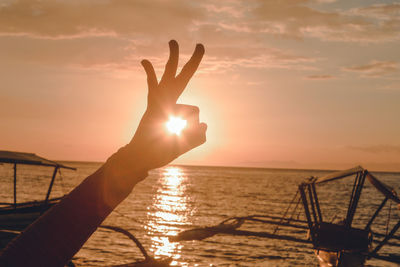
[0,149,147,267]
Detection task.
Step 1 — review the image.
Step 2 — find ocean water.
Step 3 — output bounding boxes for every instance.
[0,162,399,266]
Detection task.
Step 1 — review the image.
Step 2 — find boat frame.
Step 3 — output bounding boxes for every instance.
[296,166,400,266]
[0,150,75,239]
[171,166,400,266]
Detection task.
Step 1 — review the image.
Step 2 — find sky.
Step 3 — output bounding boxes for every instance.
[1,0,400,172]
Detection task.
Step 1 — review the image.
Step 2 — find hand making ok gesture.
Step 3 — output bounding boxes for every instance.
[108,40,207,186]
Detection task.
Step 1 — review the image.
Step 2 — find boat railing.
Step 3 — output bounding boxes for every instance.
[0,196,65,209]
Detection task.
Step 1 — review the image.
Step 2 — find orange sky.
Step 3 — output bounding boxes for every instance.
[1,0,400,171]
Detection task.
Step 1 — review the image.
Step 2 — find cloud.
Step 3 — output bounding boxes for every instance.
[1,0,396,73]
[0,16,318,73]
[251,0,400,42]
[1,0,399,44]
[383,82,400,91]
[0,0,203,38]
[306,74,335,80]
[193,23,318,72]
[348,145,400,154]
[4,0,398,44]
[0,35,135,69]
[343,61,398,77]
[203,2,245,18]
[351,3,400,20]
[0,1,317,72]
[0,0,206,72]
[203,46,316,71]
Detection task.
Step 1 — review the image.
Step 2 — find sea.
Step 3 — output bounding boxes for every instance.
[0,162,399,266]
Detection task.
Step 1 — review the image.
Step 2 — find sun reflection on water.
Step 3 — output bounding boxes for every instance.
[146,167,191,266]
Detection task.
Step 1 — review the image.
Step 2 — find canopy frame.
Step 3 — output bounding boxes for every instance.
[0,150,76,207]
[299,166,400,262]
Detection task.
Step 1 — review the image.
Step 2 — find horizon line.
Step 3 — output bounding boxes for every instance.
[56,159,400,175]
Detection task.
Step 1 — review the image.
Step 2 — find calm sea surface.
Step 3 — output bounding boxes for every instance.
[0,162,399,266]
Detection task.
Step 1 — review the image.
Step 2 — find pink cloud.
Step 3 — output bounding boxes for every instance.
[0,0,203,38]
[343,61,398,77]
[306,75,335,80]
[251,0,400,42]
[348,144,400,154]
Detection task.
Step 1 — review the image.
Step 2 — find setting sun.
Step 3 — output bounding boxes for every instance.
[166,116,187,136]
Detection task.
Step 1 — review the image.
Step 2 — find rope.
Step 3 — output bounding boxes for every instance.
[98,225,173,266]
[296,207,302,220]
[111,209,145,226]
[287,194,302,223]
[273,191,300,234]
[99,225,150,260]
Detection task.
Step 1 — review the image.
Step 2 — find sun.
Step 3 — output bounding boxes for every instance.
[166,116,187,136]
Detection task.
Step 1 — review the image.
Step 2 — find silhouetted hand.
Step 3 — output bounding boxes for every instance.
[0,41,207,266]
[106,40,207,187]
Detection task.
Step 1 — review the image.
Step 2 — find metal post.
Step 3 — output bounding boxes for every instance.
[311,183,323,222]
[308,184,318,223]
[13,163,17,207]
[299,184,315,242]
[346,172,359,222]
[45,166,59,205]
[346,172,365,227]
[370,220,400,256]
[365,197,388,230]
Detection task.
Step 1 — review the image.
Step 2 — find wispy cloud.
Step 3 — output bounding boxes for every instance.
[305,74,335,80]
[348,144,400,154]
[0,0,203,38]
[202,45,316,72]
[0,0,398,73]
[2,0,398,43]
[0,12,318,73]
[343,61,398,77]
[250,0,400,42]
[0,35,135,69]
[350,3,400,20]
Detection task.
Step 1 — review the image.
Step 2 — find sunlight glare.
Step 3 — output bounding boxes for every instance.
[166,116,187,136]
[146,167,190,265]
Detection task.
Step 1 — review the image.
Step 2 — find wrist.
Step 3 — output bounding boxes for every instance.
[100,146,149,207]
[106,145,149,176]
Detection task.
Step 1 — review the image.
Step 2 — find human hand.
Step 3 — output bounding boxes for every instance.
[107,40,207,183]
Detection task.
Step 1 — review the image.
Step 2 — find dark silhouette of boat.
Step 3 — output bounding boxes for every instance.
[0,152,171,266]
[171,166,400,266]
[297,166,400,266]
[0,150,75,248]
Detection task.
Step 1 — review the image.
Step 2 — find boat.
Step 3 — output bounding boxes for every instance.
[170,166,400,266]
[0,150,75,248]
[0,151,170,266]
[297,166,400,266]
